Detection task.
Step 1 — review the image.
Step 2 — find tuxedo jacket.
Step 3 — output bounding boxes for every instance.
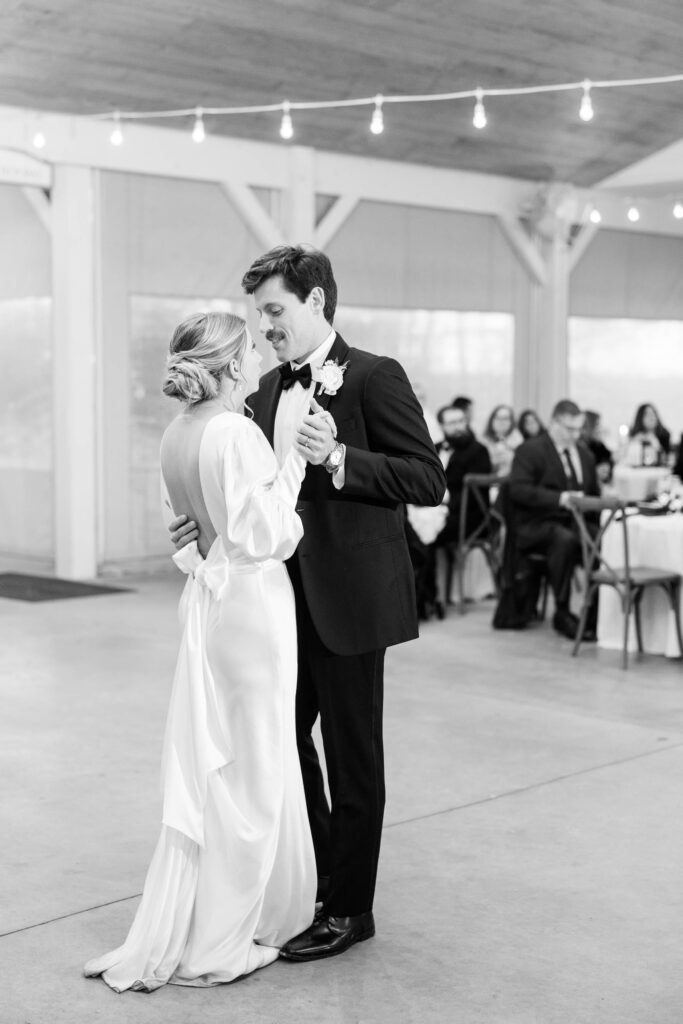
[249,333,447,656]
[508,433,599,540]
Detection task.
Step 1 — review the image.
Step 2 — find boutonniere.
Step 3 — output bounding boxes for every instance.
[312,358,349,397]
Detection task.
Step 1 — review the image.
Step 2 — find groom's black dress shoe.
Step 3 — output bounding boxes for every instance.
[279,912,375,962]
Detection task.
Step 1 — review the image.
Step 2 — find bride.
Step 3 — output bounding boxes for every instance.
[84,311,316,992]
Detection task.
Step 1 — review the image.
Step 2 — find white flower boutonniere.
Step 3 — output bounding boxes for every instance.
[312,358,349,397]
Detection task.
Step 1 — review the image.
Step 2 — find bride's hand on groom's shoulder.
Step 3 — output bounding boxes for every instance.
[169,514,198,550]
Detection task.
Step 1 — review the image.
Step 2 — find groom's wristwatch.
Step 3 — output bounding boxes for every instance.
[324,441,346,474]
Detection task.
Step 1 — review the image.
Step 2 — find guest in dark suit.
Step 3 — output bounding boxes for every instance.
[435,404,492,544]
[172,245,446,961]
[509,399,600,640]
[429,404,492,614]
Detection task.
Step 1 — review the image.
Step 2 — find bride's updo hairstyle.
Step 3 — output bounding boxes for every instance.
[162,312,248,404]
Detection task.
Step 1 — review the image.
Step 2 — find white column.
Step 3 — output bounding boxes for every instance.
[533,237,570,414]
[283,146,316,243]
[51,164,99,579]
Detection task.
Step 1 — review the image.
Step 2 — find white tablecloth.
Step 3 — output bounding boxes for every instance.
[597,512,683,658]
[611,465,670,502]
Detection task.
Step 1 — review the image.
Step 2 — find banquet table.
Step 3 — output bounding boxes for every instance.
[611,464,670,502]
[597,511,683,658]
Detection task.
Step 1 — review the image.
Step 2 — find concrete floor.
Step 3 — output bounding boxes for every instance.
[1,572,682,1024]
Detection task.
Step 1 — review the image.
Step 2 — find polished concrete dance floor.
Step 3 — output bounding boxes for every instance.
[1,572,682,1024]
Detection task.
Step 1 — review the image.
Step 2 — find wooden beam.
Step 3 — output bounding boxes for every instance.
[220,180,283,249]
[314,193,359,249]
[21,185,51,231]
[1,105,682,237]
[497,215,547,286]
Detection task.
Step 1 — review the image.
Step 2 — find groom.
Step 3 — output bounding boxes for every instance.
[173,244,446,960]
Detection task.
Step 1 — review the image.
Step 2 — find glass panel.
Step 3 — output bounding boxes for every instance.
[129,296,248,558]
[0,297,52,559]
[335,306,515,432]
[569,317,683,454]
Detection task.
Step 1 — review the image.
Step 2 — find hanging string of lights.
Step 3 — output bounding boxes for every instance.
[29,69,683,223]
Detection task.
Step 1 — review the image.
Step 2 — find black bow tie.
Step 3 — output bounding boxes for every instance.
[279,362,313,391]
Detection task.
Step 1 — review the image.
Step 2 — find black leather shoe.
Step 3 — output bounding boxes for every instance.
[552,609,579,640]
[279,912,375,962]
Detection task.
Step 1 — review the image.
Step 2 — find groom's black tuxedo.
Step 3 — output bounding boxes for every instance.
[251,333,445,653]
[250,332,446,916]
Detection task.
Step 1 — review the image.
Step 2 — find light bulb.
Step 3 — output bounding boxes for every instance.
[110,113,123,146]
[192,108,205,143]
[627,204,640,223]
[673,201,683,220]
[589,208,601,224]
[472,88,487,130]
[370,95,384,135]
[32,130,46,150]
[579,80,594,122]
[280,101,293,140]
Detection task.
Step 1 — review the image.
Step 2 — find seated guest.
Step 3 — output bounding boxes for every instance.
[518,408,545,441]
[581,410,614,484]
[482,404,523,476]
[451,395,474,431]
[624,402,670,467]
[509,399,600,640]
[431,404,492,612]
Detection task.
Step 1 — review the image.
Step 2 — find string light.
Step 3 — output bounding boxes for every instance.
[472,88,487,129]
[370,95,384,135]
[674,201,683,220]
[191,107,205,143]
[32,130,46,149]
[627,203,640,222]
[110,112,123,146]
[579,79,594,121]
[589,207,601,224]
[280,100,293,140]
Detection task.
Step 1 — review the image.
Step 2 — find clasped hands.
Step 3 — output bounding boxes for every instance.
[168,399,338,550]
[293,397,337,465]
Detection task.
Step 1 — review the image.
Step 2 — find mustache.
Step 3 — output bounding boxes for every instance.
[266,329,286,343]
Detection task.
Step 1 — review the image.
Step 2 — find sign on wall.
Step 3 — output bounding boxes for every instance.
[0,148,51,188]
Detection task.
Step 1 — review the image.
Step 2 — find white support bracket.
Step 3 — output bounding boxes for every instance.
[21,185,51,232]
[497,215,547,286]
[568,222,600,273]
[314,193,359,250]
[220,180,284,249]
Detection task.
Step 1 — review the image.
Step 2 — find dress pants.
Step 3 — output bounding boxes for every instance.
[518,518,598,627]
[287,555,386,918]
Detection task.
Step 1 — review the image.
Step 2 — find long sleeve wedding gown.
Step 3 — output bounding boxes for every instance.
[84,412,316,992]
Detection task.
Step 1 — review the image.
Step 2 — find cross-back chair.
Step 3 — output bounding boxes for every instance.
[568,494,683,669]
[452,472,506,614]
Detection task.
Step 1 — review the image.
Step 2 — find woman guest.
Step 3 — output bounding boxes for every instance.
[517,408,545,441]
[581,410,614,484]
[624,402,671,467]
[482,404,523,476]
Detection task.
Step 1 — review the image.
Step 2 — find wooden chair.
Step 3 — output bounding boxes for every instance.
[453,472,506,614]
[568,495,683,669]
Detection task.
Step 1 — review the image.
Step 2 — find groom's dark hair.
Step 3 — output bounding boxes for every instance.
[241,244,338,323]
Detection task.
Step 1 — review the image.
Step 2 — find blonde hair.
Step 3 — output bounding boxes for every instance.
[162,312,248,404]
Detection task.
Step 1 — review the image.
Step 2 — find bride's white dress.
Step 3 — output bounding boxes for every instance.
[84,413,316,992]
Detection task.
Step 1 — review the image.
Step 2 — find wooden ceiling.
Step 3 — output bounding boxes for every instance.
[1,0,682,186]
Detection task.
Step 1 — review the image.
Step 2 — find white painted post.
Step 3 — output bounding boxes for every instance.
[283,146,316,243]
[52,164,99,579]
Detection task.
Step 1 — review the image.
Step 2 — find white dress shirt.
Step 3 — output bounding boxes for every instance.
[273,329,337,467]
